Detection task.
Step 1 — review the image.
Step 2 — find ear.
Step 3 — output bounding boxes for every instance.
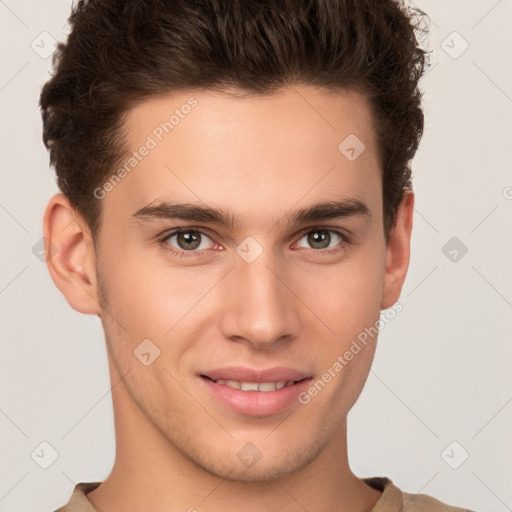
[381,189,414,310]
[43,193,101,315]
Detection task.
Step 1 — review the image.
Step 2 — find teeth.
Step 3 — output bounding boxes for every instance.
[258,382,277,391]
[240,381,259,391]
[214,379,297,391]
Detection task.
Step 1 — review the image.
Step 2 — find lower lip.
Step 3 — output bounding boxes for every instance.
[200,376,311,416]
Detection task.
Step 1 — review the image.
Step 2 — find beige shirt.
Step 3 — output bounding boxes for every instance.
[54,477,474,511]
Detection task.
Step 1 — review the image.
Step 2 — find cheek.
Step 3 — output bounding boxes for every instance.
[299,247,386,342]
[97,241,219,340]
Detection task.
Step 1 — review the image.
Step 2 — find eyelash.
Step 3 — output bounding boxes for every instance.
[157,226,350,259]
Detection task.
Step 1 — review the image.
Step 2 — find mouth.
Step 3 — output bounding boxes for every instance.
[199,370,312,416]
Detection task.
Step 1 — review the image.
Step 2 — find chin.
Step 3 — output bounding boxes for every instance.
[203,460,297,483]
[192,439,323,483]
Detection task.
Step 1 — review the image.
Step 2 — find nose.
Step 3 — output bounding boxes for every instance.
[218,246,302,350]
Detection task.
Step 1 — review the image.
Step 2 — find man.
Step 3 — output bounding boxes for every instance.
[40,0,472,510]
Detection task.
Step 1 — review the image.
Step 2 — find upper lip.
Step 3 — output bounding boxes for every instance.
[201,367,311,383]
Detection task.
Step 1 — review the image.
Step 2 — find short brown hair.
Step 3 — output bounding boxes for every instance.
[40,0,429,241]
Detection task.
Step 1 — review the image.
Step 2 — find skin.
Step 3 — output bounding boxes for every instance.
[44,85,413,512]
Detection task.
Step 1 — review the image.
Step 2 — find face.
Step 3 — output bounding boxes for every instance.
[48,85,411,482]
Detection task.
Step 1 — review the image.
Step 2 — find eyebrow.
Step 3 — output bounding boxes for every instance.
[131,198,370,228]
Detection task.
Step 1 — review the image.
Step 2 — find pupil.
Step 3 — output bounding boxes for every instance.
[308,230,330,249]
[179,231,201,250]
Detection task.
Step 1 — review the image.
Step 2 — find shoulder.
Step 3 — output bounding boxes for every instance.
[53,482,102,512]
[401,490,475,512]
[363,477,475,512]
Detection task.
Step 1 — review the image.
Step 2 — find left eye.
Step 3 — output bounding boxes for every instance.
[162,229,215,252]
[295,229,345,250]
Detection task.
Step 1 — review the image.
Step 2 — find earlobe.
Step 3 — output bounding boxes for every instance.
[381,189,414,310]
[43,193,101,315]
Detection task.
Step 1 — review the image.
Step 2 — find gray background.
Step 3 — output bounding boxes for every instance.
[1,1,511,511]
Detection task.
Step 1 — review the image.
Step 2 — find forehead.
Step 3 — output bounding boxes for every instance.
[103,85,382,227]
